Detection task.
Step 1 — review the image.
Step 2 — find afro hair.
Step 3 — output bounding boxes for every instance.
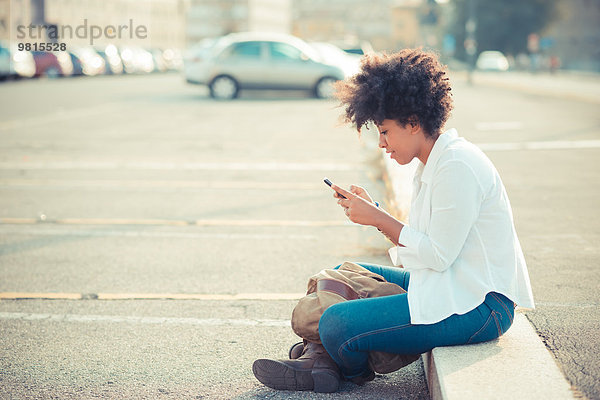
[334,49,453,138]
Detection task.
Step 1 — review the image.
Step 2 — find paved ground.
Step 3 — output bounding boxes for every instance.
[0,74,429,399]
[1,71,599,399]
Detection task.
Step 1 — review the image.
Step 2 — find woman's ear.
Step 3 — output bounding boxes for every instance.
[408,116,420,134]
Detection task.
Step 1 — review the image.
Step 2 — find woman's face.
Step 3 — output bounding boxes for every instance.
[377,119,420,165]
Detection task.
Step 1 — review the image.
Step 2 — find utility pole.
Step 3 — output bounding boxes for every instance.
[31,0,45,25]
[465,0,477,85]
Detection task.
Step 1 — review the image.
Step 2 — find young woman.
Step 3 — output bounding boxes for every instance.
[252,49,535,393]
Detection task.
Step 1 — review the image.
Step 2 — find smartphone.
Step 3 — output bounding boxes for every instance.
[323,178,347,199]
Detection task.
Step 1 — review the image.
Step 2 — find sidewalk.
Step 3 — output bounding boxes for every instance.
[455,70,600,104]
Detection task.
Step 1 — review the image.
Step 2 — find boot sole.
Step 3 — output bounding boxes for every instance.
[252,359,339,393]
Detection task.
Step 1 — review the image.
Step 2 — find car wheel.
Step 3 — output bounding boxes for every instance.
[314,77,337,99]
[209,75,239,100]
[44,67,60,79]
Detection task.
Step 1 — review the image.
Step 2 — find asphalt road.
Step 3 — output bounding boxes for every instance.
[0,74,429,400]
[1,71,599,399]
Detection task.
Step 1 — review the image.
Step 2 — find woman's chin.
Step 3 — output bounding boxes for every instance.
[391,154,408,165]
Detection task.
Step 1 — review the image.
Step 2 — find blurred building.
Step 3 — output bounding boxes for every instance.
[292,0,441,52]
[543,0,600,71]
[292,0,395,51]
[391,1,421,49]
[0,0,32,41]
[184,0,443,52]
[186,0,291,46]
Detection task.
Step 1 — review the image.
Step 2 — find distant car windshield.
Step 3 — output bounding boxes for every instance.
[269,42,304,61]
[343,48,364,55]
[229,41,262,58]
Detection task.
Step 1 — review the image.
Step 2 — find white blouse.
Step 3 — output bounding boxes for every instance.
[389,129,535,325]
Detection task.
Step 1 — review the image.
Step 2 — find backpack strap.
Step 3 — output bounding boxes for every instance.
[317,279,360,301]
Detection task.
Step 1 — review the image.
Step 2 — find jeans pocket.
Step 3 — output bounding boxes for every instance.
[466,311,502,344]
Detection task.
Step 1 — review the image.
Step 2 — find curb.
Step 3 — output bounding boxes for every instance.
[454,70,600,104]
[381,150,576,400]
[423,313,575,400]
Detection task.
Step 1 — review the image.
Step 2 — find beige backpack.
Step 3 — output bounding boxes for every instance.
[291,262,420,374]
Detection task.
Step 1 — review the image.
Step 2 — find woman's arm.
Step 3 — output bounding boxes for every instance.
[373,210,405,247]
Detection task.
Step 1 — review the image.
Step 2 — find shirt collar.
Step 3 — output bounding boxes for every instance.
[420,128,458,184]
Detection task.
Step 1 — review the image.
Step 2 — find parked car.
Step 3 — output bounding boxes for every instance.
[31,51,64,77]
[476,51,510,71]
[119,46,154,74]
[11,47,36,79]
[151,49,168,72]
[309,42,361,78]
[333,40,374,56]
[95,44,123,75]
[70,47,105,76]
[184,38,217,62]
[184,32,348,100]
[68,51,85,76]
[55,51,74,76]
[162,48,183,71]
[0,41,36,79]
[0,42,12,79]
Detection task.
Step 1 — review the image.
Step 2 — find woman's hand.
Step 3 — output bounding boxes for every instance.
[332,184,374,204]
[349,185,375,204]
[331,184,380,226]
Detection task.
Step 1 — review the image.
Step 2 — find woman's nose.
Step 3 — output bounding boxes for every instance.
[378,134,386,148]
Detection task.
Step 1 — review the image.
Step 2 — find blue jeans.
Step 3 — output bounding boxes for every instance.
[318,263,515,378]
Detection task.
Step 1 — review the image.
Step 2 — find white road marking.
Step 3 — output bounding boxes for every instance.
[96,293,305,301]
[0,312,291,327]
[0,161,357,171]
[477,139,600,151]
[192,219,350,227]
[0,179,323,190]
[0,227,319,240]
[0,218,351,227]
[0,292,305,301]
[475,121,523,131]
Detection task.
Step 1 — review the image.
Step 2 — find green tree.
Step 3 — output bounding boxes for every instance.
[449,0,558,60]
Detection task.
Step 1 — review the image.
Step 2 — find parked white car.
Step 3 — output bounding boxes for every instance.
[70,46,106,76]
[184,32,348,99]
[309,42,361,78]
[476,51,510,71]
[120,46,155,74]
[0,41,36,79]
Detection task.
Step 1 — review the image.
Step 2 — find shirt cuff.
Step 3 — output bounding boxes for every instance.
[398,225,422,249]
[388,225,424,268]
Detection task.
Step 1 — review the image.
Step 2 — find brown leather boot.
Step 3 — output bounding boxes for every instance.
[252,342,341,393]
[287,341,375,385]
[288,341,304,359]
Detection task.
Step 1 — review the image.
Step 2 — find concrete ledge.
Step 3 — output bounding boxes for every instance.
[423,313,575,400]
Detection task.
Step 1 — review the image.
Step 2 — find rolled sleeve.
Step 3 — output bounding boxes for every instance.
[388,225,425,267]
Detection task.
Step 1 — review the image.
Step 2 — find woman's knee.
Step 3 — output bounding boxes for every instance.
[318,302,351,349]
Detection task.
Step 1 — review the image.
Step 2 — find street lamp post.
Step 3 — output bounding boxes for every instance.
[465,0,477,84]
